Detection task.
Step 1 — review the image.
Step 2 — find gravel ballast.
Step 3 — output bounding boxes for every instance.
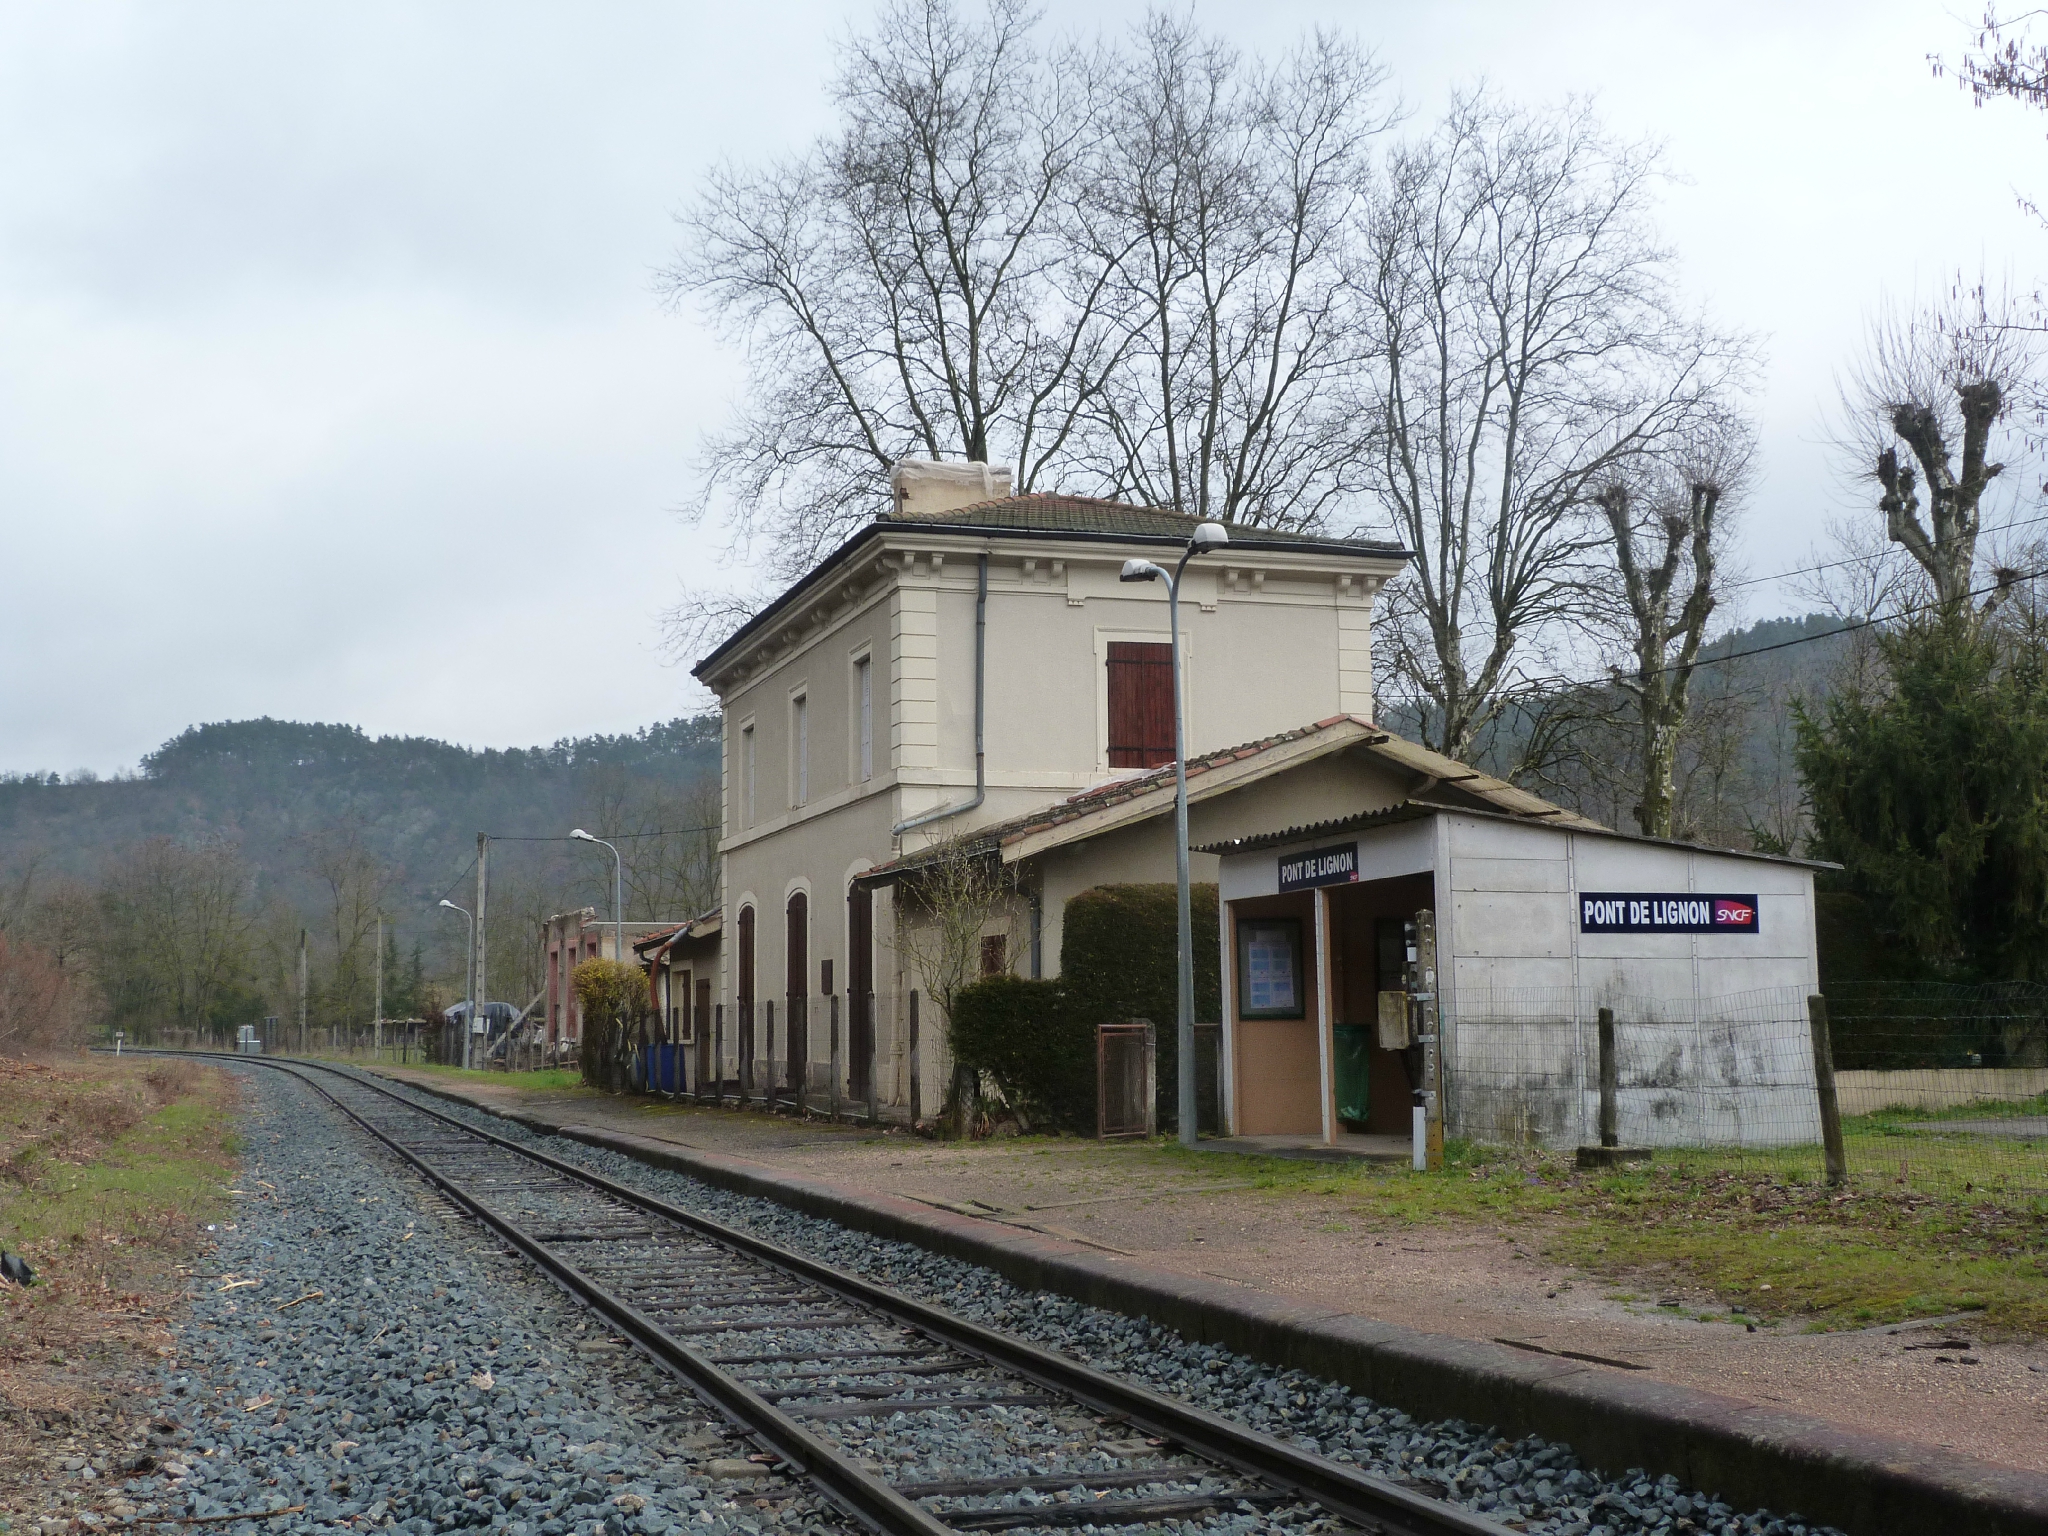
[356,1072,1846,1536]
[46,1063,851,1536]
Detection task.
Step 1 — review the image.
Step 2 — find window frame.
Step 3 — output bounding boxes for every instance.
[789,689,809,808]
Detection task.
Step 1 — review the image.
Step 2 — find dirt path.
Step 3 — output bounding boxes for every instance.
[388,1072,2048,1475]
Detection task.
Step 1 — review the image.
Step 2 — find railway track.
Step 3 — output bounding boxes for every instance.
[204,1054,1518,1536]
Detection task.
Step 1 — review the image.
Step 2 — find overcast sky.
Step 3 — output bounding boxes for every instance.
[2,1,2041,774]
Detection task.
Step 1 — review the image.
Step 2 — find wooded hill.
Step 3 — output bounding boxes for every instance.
[0,714,722,921]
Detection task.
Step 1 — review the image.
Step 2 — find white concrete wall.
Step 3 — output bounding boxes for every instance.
[1438,813,1822,1149]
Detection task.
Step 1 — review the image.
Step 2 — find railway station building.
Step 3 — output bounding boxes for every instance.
[666,459,1824,1146]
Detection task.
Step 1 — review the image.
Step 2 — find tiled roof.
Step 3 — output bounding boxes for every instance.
[857,718,1603,885]
[883,494,1403,554]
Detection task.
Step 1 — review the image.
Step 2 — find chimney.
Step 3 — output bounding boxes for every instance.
[888,460,1014,519]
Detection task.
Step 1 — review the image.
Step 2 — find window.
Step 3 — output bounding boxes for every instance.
[1106,642,1175,768]
[740,725,757,827]
[791,694,809,806]
[855,655,873,781]
[980,934,1008,977]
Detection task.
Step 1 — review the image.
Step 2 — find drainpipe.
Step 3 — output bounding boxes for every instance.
[893,551,987,838]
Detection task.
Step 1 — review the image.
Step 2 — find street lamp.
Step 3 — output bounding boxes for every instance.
[571,829,625,965]
[1119,519,1229,1148]
[439,899,476,1069]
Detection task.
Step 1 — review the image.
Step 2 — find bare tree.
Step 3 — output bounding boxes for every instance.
[1078,18,1393,527]
[1366,94,1753,765]
[94,837,256,1042]
[1838,284,2036,619]
[666,0,1114,584]
[889,836,1022,1024]
[576,769,722,921]
[1594,422,1752,838]
[303,825,392,1031]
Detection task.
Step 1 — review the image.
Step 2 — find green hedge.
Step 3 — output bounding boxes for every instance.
[949,976,1091,1130]
[950,884,1222,1135]
[1063,883,1218,1130]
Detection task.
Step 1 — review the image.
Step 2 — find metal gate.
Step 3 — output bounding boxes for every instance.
[1097,1021,1157,1138]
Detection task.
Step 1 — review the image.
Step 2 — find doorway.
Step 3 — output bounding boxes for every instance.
[786,892,809,1095]
[1326,874,1434,1134]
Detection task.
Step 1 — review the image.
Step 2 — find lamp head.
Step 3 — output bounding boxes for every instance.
[570,828,595,842]
[1190,521,1229,552]
[439,899,460,913]
[1119,559,1160,583]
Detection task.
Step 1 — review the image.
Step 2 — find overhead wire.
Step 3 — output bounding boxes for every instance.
[1723,509,2048,593]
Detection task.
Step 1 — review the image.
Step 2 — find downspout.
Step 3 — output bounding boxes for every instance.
[893,550,987,838]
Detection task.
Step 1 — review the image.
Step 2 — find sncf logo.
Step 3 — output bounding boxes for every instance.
[1713,900,1755,926]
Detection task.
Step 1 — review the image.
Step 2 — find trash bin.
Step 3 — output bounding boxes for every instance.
[1334,1023,1371,1126]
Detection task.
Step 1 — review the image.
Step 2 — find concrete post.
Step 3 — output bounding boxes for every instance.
[1598,1006,1619,1149]
[1808,994,1848,1188]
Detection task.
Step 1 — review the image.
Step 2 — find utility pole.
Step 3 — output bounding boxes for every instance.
[374,914,384,1061]
[471,834,489,1070]
[297,929,308,1057]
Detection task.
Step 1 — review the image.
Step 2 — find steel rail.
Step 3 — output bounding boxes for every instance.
[185,1053,1517,1536]
[233,1056,954,1536]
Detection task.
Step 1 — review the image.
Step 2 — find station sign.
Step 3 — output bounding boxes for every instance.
[1277,842,1359,892]
[1579,892,1759,934]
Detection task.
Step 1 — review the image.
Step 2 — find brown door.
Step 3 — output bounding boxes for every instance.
[847,883,874,1099]
[737,905,756,1090]
[1106,641,1175,768]
[786,892,809,1092]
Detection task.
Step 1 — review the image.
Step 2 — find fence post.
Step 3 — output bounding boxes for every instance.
[713,1005,725,1107]
[794,999,809,1118]
[865,991,879,1126]
[1597,1006,1619,1149]
[908,991,922,1127]
[1808,993,1848,1188]
[764,1000,776,1110]
[830,993,842,1123]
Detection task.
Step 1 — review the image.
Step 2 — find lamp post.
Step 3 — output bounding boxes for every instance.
[1119,519,1229,1148]
[439,899,475,1069]
[571,829,625,965]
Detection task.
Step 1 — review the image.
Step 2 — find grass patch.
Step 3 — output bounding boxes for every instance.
[0,1056,239,1287]
[0,1053,240,1512]
[989,1132,2048,1336]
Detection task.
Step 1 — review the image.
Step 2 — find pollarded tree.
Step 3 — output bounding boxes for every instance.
[1593,420,1753,838]
[1839,286,2035,620]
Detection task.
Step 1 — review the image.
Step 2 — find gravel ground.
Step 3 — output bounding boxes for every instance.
[37,1063,851,1536]
[360,1072,1847,1536]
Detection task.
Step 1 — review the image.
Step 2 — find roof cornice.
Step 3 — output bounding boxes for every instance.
[692,518,1412,686]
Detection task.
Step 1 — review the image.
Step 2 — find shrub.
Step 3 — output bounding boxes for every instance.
[0,934,95,1054]
[949,976,1091,1131]
[574,958,649,1092]
[1060,883,1219,1130]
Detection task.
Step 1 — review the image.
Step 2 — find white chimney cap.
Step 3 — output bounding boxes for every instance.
[888,460,1015,519]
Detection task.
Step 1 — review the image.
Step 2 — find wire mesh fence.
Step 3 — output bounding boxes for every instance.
[1824,983,2048,1198]
[1446,982,2048,1198]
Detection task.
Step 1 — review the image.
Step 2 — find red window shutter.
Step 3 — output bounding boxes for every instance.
[1106,642,1175,768]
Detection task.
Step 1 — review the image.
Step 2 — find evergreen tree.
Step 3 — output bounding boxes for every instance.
[1796,612,2048,980]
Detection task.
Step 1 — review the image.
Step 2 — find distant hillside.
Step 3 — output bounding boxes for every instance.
[1383,612,1860,847]
[0,715,722,916]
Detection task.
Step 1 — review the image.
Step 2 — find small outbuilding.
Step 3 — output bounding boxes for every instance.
[893,715,1828,1150]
